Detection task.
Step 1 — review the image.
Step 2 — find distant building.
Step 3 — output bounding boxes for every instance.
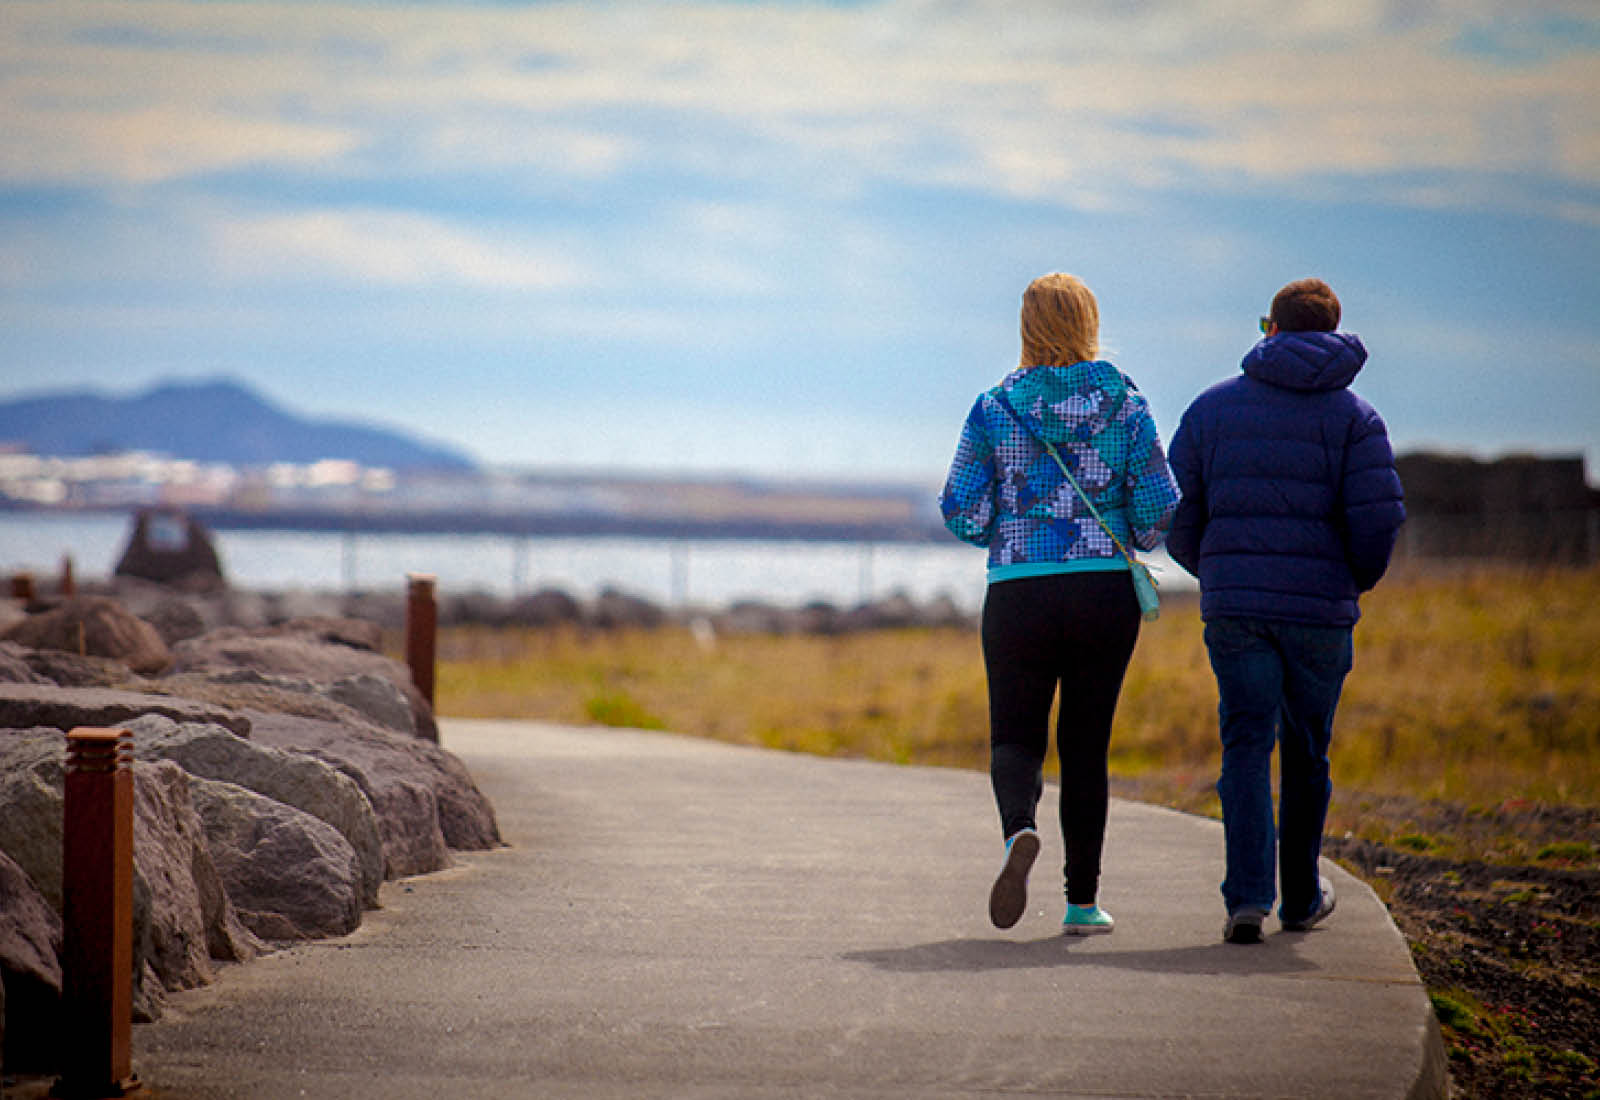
[114,507,226,589]
[1394,453,1597,564]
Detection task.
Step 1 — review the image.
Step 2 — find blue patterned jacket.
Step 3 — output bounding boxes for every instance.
[940,361,1180,582]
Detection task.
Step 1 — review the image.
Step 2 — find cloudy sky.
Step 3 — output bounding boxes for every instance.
[2,0,1596,485]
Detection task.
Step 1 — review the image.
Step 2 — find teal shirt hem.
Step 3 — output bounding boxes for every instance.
[987,558,1131,585]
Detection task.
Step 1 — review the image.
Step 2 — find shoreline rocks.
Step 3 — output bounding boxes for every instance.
[94,574,978,637]
[0,591,501,1077]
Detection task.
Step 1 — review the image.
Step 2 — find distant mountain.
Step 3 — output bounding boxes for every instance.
[0,378,477,471]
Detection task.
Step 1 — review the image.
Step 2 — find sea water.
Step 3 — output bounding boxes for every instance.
[0,510,1191,614]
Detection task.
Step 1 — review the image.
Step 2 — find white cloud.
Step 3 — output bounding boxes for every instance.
[1,0,1595,218]
[211,207,591,290]
[0,102,356,186]
[419,121,632,179]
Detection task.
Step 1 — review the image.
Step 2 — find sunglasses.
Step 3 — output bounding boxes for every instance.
[1258,316,1272,334]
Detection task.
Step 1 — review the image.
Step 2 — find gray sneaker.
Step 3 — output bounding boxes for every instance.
[1223,908,1268,944]
[1282,876,1337,932]
[988,829,1040,929]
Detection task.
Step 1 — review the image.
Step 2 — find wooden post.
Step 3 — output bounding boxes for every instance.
[56,727,141,1098]
[405,573,437,708]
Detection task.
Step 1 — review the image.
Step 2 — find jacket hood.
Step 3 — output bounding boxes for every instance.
[1241,331,1367,393]
[996,360,1136,445]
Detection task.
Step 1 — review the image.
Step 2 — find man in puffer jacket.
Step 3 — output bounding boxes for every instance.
[1166,277,1405,945]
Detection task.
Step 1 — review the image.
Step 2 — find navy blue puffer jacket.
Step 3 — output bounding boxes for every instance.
[1165,330,1405,626]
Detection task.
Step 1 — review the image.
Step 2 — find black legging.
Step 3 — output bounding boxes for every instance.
[981,571,1141,905]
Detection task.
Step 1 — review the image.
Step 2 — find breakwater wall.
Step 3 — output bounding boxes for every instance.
[1394,453,1597,565]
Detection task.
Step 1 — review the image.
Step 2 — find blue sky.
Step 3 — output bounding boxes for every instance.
[2,0,1596,485]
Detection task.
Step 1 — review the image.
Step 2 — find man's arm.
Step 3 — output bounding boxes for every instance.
[1164,410,1206,577]
[1341,406,1406,591]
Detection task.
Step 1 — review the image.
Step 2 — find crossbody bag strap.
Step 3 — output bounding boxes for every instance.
[992,389,1141,568]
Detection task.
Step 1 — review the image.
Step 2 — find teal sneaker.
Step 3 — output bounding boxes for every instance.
[988,828,1039,929]
[1062,903,1115,936]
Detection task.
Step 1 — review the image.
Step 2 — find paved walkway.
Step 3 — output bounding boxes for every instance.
[126,719,1445,1099]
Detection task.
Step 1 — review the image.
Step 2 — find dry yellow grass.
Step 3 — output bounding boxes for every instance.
[432,563,1599,858]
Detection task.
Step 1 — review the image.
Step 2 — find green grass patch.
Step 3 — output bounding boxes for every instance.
[583,690,665,730]
[1394,832,1439,852]
[1431,990,1488,1038]
[1536,840,1595,863]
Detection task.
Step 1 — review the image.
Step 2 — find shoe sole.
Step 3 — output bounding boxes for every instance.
[988,832,1040,929]
[1224,918,1264,945]
[1283,886,1338,932]
[1062,921,1114,936]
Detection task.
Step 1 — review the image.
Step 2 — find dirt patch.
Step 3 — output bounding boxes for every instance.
[1326,835,1599,1099]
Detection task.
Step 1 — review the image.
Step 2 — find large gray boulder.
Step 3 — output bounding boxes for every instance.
[190,778,364,941]
[0,732,259,1021]
[170,625,436,741]
[0,848,60,1072]
[0,732,65,910]
[273,616,385,654]
[839,590,922,631]
[151,668,394,732]
[137,595,209,646]
[0,641,49,685]
[248,711,500,878]
[4,646,140,689]
[0,850,58,988]
[106,580,275,635]
[105,573,255,644]
[1,596,171,675]
[131,760,262,1017]
[440,590,507,628]
[504,586,583,627]
[326,673,415,736]
[125,714,384,909]
[0,683,252,739]
[160,667,416,738]
[266,592,348,625]
[715,600,799,635]
[592,586,665,629]
[337,591,407,631]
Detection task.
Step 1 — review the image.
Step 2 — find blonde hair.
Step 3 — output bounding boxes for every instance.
[1019,273,1100,368]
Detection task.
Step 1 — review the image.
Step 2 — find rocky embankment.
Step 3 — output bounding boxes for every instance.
[61,574,975,636]
[0,582,501,1076]
[286,581,972,636]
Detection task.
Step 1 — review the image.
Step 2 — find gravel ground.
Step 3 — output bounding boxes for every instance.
[1326,831,1598,1099]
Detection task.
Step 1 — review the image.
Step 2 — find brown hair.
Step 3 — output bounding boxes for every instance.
[1019,273,1100,368]
[1269,278,1341,333]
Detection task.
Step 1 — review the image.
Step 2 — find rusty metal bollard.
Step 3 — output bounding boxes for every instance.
[11,571,34,603]
[56,728,141,1098]
[405,572,437,708]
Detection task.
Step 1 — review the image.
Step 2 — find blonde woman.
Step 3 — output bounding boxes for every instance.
[940,273,1179,933]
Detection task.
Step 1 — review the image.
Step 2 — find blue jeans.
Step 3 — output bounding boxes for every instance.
[1204,618,1352,923]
